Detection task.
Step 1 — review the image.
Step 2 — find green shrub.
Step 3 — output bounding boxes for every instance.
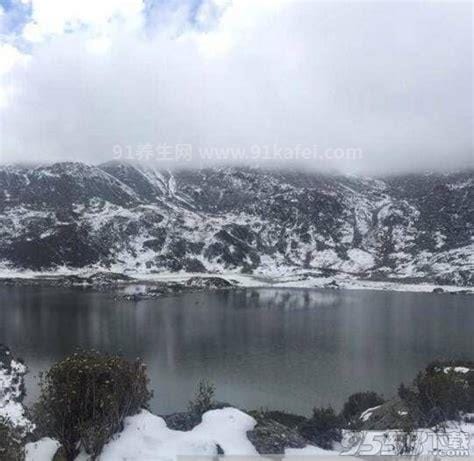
[188,380,216,417]
[34,351,152,460]
[0,417,24,461]
[342,391,385,424]
[298,407,343,449]
[398,361,474,426]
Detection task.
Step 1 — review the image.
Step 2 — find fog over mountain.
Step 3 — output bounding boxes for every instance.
[0,0,472,174]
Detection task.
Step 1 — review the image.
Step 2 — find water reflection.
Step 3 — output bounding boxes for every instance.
[242,288,344,309]
[0,286,472,416]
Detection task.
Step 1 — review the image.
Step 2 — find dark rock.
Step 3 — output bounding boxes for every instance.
[52,446,68,461]
[247,418,308,454]
[162,412,201,431]
[185,277,233,289]
[357,399,412,431]
[256,410,307,429]
[325,280,339,289]
[182,259,207,273]
[163,402,231,431]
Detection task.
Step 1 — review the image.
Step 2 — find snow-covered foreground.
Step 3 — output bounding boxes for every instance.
[5,350,472,460]
[24,408,474,460]
[102,408,258,460]
[25,408,344,461]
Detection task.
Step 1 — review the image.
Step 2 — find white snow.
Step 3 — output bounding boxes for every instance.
[100,408,257,461]
[192,408,258,455]
[345,249,375,272]
[359,405,381,422]
[168,171,177,197]
[444,366,471,374]
[434,231,446,249]
[25,438,61,461]
[394,244,474,283]
[0,359,33,431]
[0,265,472,294]
[312,249,339,268]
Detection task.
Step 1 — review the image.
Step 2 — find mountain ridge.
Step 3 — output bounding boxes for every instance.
[0,161,472,286]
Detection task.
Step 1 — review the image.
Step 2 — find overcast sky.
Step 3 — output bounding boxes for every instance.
[0,0,472,174]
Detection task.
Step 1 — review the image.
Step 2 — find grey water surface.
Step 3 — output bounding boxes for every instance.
[0,286,472,416]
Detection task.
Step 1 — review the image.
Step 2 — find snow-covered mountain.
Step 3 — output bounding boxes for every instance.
[0,162,472,286]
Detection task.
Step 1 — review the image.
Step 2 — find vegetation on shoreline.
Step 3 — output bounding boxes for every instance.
[33,351,152,460]
[1,348,473,460]
[0,417,24,461]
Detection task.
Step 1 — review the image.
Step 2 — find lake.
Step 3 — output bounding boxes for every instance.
[0,286,472,416]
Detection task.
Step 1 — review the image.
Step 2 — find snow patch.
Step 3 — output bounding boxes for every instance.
[25,438,61,461]
[444,367,471,374]
[360,405,381,422]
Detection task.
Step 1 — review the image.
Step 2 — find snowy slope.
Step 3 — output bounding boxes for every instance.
[0,162,472,286]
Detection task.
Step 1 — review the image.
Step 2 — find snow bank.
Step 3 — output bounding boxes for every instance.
[99,407,353,460]
[20,406,474,459]
[22,407,332,460]
[100,408,257,461]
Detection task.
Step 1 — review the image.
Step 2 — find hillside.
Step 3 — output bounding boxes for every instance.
[0,162,472,286]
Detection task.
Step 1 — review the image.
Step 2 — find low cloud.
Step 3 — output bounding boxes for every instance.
[0,0,472,174]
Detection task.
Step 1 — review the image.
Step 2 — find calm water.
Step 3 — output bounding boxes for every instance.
[0,286,472,416]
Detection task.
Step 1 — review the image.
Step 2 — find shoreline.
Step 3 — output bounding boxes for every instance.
[0,269,472,295]
[1,346,473,459]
